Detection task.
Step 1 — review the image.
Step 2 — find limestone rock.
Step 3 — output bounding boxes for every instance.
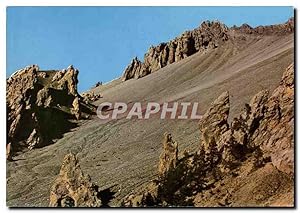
[36,87,53,107]
[72,97,81,120]
[38,72,48,78]
[50,66,79,96]
[7,65,39,148]
[26,128,43,150]
[250,64,294,174]
[197,67,294,175]
[199,91,230,153]
[6,143,12,161]
[229,64,294,174]
[232,18,294,35]
[231,90,269,147]
[121,64,294,207]
[122,21,229,81]
[122,57,146,81]
[6,65,94,157]
[122,19,294,82]
[49,153,101,207]
[158,133,178,177]
[123,182,159,207]
[82,92,102,103]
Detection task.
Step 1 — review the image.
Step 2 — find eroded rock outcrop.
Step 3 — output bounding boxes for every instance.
[123,63,294,207]
[72,97,81,120]
[199,91,230,153]
[6,65,95,159]
[51,65,79,96]
[158,133,178,177]
[232,18,294,36]
[198,91,242,173]
[122,18,294,81]
[249,64,294,174]
[6,143,12,161]
[81,92,102,104]
[49,153,101,207]
[200,63,294,175]
[122,21,229,81]
[122,134,207,207]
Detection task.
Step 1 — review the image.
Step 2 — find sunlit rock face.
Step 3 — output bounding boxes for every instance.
[6,65,95,159]
[49,153,102,207]
[122,21,229,81]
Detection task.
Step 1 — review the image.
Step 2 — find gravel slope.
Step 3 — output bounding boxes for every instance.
[7,33,294,207]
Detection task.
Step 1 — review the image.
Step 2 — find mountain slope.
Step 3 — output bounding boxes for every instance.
[6,20,294,207]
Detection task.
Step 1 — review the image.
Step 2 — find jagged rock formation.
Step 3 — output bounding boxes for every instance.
[49,153,101,207]
[71,97,81,120]
[122,63,294,207]
[122,133,207,207]
[81,92,102,104]
[6,65,95,159]
[158,133,178,177]
[198,91,241,173]
[122,18,294,81]
[199,91,230,153]
[247,63,294,174]
[122,21,229,81]
[6,143,12,161]
[232,18,294,35]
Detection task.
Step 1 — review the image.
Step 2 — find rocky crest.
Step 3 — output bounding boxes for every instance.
[122,18,294,81]
[6,65,95,159]
[122,63,294,207]
[49,153,101,207]
[122,21,229,81]
[248,63,294,174]
[232,18,294,35]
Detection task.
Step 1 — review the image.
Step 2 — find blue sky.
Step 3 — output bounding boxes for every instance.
[7,6,293,92]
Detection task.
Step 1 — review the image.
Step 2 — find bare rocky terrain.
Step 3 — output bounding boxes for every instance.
[6,18,294,207]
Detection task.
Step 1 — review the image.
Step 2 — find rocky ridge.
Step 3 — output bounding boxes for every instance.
[7,18,294,207]
[122,21,229,81]
[122,18,294,81]
[122,63,294,207]
[231,17,294,35]
[6,65,95,159]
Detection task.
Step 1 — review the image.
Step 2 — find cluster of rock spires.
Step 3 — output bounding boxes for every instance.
[49,153,102,207]
[81,92,102,103]
[122,18,294,81]
[122,21,229,81]
[232,18,294,36]
[6,65,95,160]
[48,63,293,207]
[7,17,294,207]
[121,63,294,207]
[158,133,178,176]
